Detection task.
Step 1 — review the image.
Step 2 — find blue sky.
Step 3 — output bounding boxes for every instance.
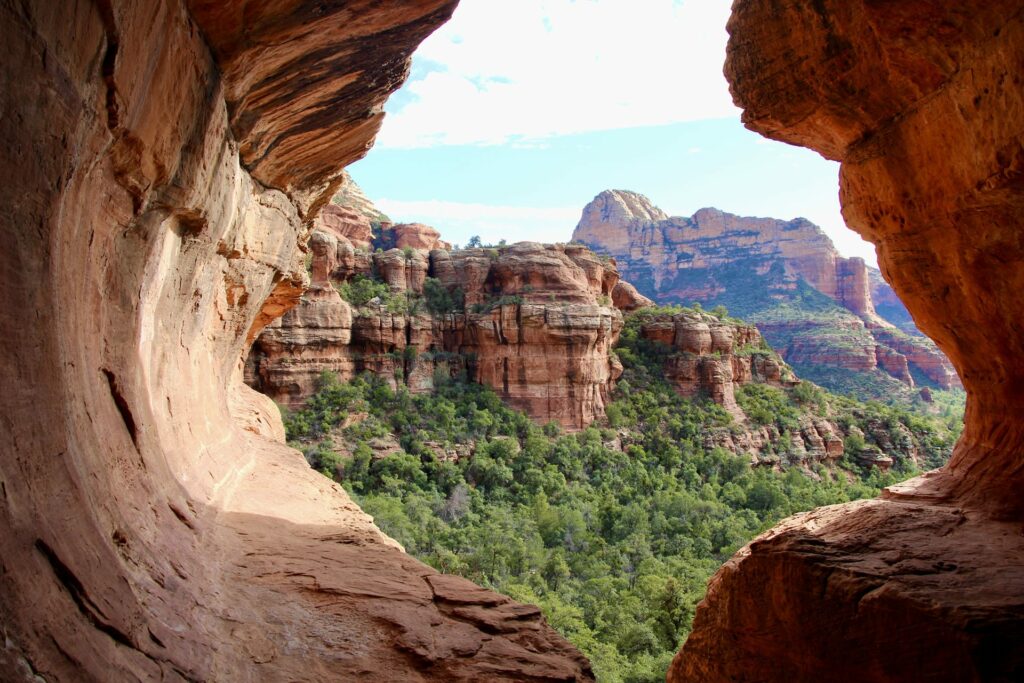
[348,0,878,265]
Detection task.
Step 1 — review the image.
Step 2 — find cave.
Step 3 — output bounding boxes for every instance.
[0,0,1021,681]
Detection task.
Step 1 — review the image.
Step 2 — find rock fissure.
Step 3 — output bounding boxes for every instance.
[102,368,139,450]
[34,539,137,651]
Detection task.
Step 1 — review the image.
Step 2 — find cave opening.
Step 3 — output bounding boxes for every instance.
[1,0,1021,681]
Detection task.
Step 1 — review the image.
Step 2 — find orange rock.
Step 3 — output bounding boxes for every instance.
[573,193,961,390]
[611,280,653,311]
[392,223,452,251]
[0,0,593,680]
[640,311,795,419]
[671,0,1024,680]
[870,325,962,389]
[317,203,374,251]
[251,242,628,429]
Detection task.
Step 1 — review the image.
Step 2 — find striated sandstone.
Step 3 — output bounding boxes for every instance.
[333,170,392,223]
[250,241,626,429]
[670,496,1024,682]
[634,310,917,470]
[317,203,375,251]
[574,196,862,310]
[639,312,792,415]
[611,280,654,311]
[573,193,961,393]
[870,325,961,389]
[0,0,594,680]
[389,223,454,252]
[671,1,1024,680]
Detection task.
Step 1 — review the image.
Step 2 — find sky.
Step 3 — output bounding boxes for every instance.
[348,0,879,265]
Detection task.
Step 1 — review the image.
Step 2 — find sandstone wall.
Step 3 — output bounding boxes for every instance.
[0,1,592,679]
[639,312,792,413]
[250,239,625,430]
[573,192,961,391]
[670,1,1024,680]
[636,312,861,467]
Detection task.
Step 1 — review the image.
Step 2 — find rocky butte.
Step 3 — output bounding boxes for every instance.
[670,0,1024,680]
[573,191,961,398]
[248,184,905,469]
[248,198,629,430]
[0,0,593,679]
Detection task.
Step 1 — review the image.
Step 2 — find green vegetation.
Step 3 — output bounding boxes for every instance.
[471,294,523,313]
[337,273,465,316]
[336,274,391,307]
[649,256,954,405]
[287,375,897,682]
[282,307,961,682]
[422,277,465,314]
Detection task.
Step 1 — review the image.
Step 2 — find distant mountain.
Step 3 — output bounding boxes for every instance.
[572,190,960,400]
[332,170,392,223]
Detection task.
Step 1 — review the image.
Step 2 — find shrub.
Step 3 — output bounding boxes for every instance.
[423,277,465,313]
[337,274,390,307]
[844,431,866,453]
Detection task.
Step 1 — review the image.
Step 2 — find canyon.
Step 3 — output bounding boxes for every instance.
[248,209,627,430]
[573,192,961,399]
[1,0,1020,681]
[247,189,791,438]
[252,182,905,470]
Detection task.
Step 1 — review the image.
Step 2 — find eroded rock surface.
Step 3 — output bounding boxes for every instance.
[670,494,1024,682]
[0,0,593,680]
[638,311,794,413]
[636,311,882,468]
[671,1,1024,680]
[250,240,624,430]
[573,192,960,393]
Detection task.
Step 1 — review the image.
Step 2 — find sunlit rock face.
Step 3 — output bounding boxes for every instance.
[638,311,793,414]
[0,0,593,679]
[670,1,1024,680]
[573,192,960,394]
[250,239,625,430]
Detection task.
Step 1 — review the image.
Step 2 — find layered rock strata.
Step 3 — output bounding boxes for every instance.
[575,197,869,311]
[636,312,864,467]
[250,239,625,430]
[671,0,1024,680]
[0,0,593,680]
[573,193,960,391]
[375,222,453,252]
[638,311,793,413]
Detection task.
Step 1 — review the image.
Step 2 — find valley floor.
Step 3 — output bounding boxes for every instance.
[283,323,962,682]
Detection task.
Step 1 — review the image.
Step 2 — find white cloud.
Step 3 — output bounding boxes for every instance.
[376,198,580,246]
[377,0,738,148]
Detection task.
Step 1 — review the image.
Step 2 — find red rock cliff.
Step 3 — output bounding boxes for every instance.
[574,192,961,392]
[670,1,1024,680]
[250,237,625,430]
[0,1,593,679]
[638,311,793,413]
[574,193,870,314]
